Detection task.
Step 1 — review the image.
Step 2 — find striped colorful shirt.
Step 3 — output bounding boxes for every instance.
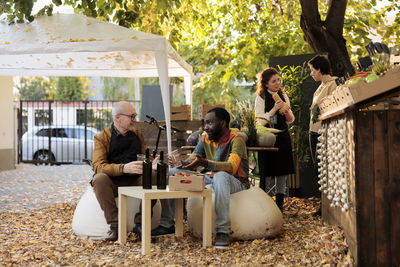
[193,129,249,179]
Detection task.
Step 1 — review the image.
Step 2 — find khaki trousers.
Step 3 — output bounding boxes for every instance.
[92,171,157,229]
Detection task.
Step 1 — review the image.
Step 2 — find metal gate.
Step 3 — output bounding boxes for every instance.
[18,100,136,165]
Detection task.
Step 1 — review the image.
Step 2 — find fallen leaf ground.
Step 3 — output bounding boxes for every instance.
[0,165,354,266]
[0,198,354,266]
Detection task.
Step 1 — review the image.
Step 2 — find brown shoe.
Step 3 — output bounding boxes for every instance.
[104,228,118,242]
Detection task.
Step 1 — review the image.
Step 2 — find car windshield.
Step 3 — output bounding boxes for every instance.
[35,128,67,137]
[35,127,96,139]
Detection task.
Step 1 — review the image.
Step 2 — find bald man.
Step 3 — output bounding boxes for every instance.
[91,101,156,241]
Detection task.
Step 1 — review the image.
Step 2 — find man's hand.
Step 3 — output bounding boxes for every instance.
[182,155,208,171]
[123,161,143,174]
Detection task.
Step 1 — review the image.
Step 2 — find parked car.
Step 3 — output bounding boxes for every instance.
[21,125,99,163]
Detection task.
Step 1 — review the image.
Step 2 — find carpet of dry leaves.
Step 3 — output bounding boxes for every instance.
[0,197,354,266]
[0,164,354,266]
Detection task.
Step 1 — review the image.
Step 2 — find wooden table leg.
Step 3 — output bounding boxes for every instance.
[118,193,127,244]
[203,193,212,247]
[175,198,183,237]
[141,199,151,255]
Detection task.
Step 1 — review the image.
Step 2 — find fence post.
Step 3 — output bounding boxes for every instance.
[48,101,52,164]
[18,101,22,163]
[84,101,88,160]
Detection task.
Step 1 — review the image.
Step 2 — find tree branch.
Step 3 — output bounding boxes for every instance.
[299,0,323,52]
[299,0,321,25]
[326,0,347,36]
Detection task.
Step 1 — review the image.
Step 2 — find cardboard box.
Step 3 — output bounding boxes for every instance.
[169,174,205,191]
[171,104,192,121]
[198,104,225,119]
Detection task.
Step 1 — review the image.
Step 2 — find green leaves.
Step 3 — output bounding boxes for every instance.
[1,0,34,23]
[3,0,400,118]
[17,77,55,101]
[277,63,311,167]
[312,104,320,124]
[55,77,90,101]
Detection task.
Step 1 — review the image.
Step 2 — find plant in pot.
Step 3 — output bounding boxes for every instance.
[236,100,257,147]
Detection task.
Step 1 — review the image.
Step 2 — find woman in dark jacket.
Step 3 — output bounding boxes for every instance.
[254,67,295,211]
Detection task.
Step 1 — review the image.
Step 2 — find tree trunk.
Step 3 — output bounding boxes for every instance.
[299,0,355,77]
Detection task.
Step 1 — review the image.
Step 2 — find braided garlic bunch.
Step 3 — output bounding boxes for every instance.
[317,118,349,212]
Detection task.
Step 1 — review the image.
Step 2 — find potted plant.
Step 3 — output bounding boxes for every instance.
[236,100,257,147]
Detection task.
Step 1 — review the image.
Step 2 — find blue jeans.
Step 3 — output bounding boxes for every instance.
[160,168,245,234]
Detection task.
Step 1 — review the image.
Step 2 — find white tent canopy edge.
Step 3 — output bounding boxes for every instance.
[0,13,194,154]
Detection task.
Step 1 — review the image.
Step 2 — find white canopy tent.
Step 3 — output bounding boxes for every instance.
[0,13,193,153]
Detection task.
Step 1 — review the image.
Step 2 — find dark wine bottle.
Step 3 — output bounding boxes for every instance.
[142,148,152,189]
[157,151,167,189]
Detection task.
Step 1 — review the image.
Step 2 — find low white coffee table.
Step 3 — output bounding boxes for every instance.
[118,186,213,255]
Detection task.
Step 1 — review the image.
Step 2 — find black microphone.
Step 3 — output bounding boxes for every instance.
[145,115,156,124]
[146,114,155,121]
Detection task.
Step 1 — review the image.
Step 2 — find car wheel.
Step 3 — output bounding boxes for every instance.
[33,150,55,164]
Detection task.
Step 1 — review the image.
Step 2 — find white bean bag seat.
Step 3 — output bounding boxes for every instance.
[72,186,161,239]
[187,186,283,240]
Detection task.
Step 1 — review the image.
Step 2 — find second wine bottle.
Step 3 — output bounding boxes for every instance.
[157,151,167,189]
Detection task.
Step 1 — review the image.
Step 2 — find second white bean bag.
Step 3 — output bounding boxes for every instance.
[187,186,283,240]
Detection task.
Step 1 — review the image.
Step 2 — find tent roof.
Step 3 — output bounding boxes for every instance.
[0,14,193,78]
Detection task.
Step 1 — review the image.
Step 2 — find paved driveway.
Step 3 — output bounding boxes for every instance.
[0,164,93,211]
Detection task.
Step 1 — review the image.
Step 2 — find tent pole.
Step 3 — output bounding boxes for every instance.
[184,75,192,106]
[134,78,140,119]
[155,42,172,154]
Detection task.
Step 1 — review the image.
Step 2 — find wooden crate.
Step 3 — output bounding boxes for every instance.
[171,104,191,121]
[319,66,400,120]
[319,95,338,114]
[198,104,225,119]
[332,85,354,108]
[348,65,400,104]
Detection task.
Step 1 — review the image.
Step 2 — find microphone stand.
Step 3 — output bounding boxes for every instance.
[145,115,181,158]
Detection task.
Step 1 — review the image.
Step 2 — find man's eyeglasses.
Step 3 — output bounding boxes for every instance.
[120,113,137,120]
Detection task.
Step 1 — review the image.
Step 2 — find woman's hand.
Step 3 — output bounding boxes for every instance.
[278,103,290,115]
[270,100,284,115]
[283,108,294,123]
